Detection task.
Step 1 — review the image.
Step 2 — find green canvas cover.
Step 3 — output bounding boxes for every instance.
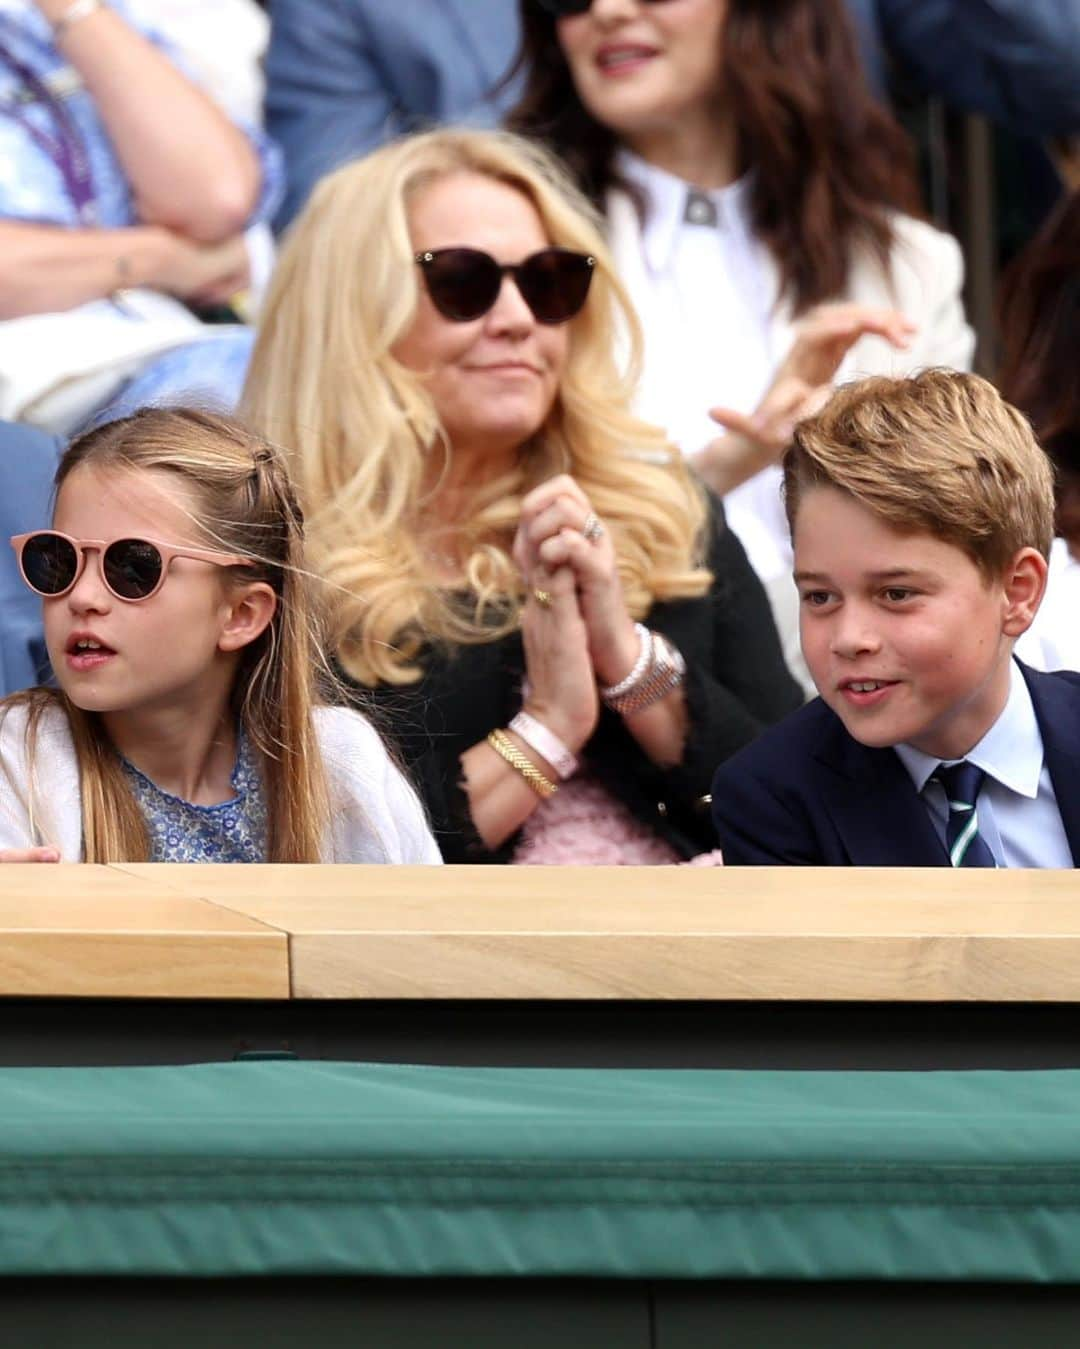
[2,1061,1080,1280]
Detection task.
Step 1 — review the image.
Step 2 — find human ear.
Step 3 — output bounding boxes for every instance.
[1000,547,1049,637]
[218,582,277,654]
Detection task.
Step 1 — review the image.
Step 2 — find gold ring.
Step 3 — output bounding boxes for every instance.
[533,587,552,608]
[582,512,604,544]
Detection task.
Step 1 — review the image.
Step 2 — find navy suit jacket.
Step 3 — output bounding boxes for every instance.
[712,664,1080,867]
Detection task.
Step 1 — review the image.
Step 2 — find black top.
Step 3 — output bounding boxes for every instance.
[344,499,802,862]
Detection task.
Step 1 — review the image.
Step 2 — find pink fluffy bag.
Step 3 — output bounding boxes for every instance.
[512,775,723,866]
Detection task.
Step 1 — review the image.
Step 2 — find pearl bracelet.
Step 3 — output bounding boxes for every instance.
[599,623,652,706]
[603,631,686,715]
[509,711,578,780]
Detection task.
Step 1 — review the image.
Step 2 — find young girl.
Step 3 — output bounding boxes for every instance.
[0,406,441,864]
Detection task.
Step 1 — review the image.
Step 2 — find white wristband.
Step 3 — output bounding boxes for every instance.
[509,711,579,781]
[52,0,103,39]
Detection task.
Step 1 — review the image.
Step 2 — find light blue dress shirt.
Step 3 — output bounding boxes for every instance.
[894,660,1073,869]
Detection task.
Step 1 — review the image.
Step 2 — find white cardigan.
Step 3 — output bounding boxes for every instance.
[0,703,442,864]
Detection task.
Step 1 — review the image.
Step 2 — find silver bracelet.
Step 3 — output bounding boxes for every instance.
[52,0,104,39]
[599,623,652,705]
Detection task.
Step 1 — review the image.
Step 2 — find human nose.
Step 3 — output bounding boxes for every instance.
[828,601,881,659]
[484,273,535,337]
[587,0,637,24]
[65,547,111,613]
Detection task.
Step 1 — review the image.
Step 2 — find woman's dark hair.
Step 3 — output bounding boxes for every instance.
[507,0,923,315]
[998,190,1080,480]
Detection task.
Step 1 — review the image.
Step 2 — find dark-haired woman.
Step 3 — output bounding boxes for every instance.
[1003,185,1080,673]
[509,0,973,682]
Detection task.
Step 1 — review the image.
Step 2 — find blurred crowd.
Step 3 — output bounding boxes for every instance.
[0,0,1076,867]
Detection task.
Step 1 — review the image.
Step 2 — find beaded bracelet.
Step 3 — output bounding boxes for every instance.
[602,631,687,716]
[487,728,558,799]
[599,623,652,706]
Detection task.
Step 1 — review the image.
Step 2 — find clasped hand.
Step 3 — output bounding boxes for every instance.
[511,475,640,752]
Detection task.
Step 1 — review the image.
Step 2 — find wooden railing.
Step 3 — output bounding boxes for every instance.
[0,863,1077,1001]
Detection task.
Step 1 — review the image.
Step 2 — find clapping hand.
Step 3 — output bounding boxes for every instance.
[515,475,640,690]
[697,303,916,494]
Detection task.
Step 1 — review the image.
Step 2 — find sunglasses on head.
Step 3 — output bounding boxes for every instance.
[535,0,675,16]
[10,531,250,603]
[414,247,596,324]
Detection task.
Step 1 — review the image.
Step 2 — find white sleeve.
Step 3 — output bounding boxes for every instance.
[315,706,443,864]
[893,217,976,374]
[0,702,83,860]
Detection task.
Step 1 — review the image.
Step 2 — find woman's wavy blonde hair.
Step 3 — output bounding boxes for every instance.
[242,127,710,686]
[2,407,332,862]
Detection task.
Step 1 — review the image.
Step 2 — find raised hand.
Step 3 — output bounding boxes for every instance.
[516,553,599,753]
[516,475,641,691]
[698,303,916,494]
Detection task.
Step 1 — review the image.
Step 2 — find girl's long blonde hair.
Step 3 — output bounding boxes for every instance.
[242,127,710,686]
[3,408,331,863]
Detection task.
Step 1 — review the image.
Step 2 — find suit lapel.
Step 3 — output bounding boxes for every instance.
[815,727,948,866]
[1024,665,1080,865]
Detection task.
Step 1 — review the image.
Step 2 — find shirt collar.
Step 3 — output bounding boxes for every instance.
[894,660,1045,799]
[614,147,753,277]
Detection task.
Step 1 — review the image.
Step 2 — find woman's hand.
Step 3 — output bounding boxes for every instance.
[516,475,640,691]
[0,847,59,863]
[152,229,251,305]
[518,559,599,752]
[696,303,916,494]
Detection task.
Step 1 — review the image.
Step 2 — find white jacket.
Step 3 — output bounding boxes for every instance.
[0,702,442,864]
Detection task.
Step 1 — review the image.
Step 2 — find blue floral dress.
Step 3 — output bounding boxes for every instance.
[0,0,282,424]
[121,730,269,863]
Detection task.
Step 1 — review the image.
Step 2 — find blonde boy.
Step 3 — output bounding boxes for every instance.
[712,369,1080,867]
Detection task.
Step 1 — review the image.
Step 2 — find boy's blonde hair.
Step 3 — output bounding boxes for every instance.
[784,369,1055,576]
[242,127,709,687]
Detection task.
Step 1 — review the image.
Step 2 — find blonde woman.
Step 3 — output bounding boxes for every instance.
[243,128,801,863]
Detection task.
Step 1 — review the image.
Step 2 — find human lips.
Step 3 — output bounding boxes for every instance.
[65,630,116,671]
[468,361,542,376]
[595,42,657,75]
[837,676,900,708]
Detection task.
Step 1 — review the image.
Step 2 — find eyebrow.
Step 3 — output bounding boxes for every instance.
[793,568,935,584]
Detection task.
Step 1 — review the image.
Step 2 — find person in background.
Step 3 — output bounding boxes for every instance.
[1001,187,1080,674]
[127,0,268,127]
[0,418,59,695]
[0,0,282,435]
[0,406,440,864]
[711,370,1079,869]
[849,0,1080,140]
[244,128,801,864]
[508,0,973,691]
[265,0,522,232]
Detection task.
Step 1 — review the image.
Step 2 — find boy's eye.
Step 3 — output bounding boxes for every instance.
[882,587,916,603]
[800,590,834,607]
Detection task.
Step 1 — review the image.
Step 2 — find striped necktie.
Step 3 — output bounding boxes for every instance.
[933,761,997,868]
